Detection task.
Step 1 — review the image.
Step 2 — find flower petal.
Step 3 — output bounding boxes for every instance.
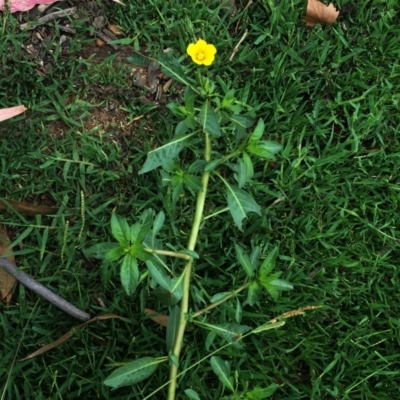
[187,43,197,58]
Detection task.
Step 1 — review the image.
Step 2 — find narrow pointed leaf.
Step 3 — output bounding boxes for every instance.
[249,118,265,143]
[166,305,180,351]
[111,214,130,246]
[224,182,261,230]
[146,260,171,290]
[104,357,162,388]
[139,133,196,174]
[158,54,198,93]
[120,255,139,295]
[199,102,220,136]
[203,322,251,348]
[235,244,254,277]
[210,356,234,392]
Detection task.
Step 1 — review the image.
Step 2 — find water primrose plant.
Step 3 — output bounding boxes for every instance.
[84,39,298,399]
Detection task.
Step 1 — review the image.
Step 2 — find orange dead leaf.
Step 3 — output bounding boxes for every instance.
[108,24,123,35]
[20,313,123,361]
[304,0,339,26]
[0,198,58,216]
[144,308,168,327]
[0,225,17,303]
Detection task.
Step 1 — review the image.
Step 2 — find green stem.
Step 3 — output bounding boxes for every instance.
[144,248,191,261]
[203,206,230,220]
[167,133,211,400]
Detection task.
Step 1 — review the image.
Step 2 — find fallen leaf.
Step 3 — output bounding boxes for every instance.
[0,105,27,122]
[144,308,168,327]
[20,314,123,360]
[108,24,123,35]
[0,225,17,303]
[0,0,57,13]
[304,0,339,26]
[96,38,106,47]
[0,198,58,216]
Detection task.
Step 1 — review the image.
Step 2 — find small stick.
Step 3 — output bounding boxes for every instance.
[20,7,77,30]
[0,257,90,321]
[229,29,248,61]
[234,0,253,35]
[96,31,119,50]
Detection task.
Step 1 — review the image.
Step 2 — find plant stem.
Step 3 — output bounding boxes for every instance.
[144,248,191,260]
[167,133,211,400]
[191,282,251,319]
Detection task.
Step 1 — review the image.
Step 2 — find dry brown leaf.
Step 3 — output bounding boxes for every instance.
[144,308,168,327]
[0,198,58,216]
[108,24,123,35]
[304,0,339,26]
[0,225,17,303]
[20,313,123,361]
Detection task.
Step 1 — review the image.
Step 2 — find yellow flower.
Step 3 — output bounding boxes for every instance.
[187,39,217,66]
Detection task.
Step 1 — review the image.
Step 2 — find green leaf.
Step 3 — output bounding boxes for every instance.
[235,244,254,277]
[184,174,203,192]
[203,322,251,348]
[152,211,165,238]
[127,52,149,67]
[171,175,184,203]
[158,53,198,93]
[199,102,220,136]
[130,222,141,244]
[269,279,293,290]
[104,357,162,388]
[210,291,231,303]
[120,254,139,295]
[246,143,275,160]
[111,213,130,247]
[185,389,201,400]
[139,133,196,174]
[83,242,119,259]
[146,260,171,290]
[259,247,279,278]
[252,320,286,334]
[249,118,265,143]
[244,384,279,399]
[170,274,184,303]
[166,305,180,352]
[250,246,260,270]
[235,158,248,189]
[205,159,221,172]
[105,246,124,262]
[137,209,153,243]
[224,182,261,230]
[242,152,254,179]
[210,356,234,392]
[247,282,259,306]
[184,86,195,113]
[152,286,180,306]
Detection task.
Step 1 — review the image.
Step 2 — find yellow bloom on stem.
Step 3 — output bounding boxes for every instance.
[187,39,217,66]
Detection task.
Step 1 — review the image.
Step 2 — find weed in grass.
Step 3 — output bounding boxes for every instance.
[1,0,400,399]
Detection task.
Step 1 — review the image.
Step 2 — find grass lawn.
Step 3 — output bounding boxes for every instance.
[1,0,400,399]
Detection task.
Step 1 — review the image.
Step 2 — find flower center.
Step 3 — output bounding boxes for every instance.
[196,52,205,61]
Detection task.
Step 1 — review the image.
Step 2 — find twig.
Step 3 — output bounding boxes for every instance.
[234,0,253,35]
[20,7,77,30]
[96,31,119,50]
[229,29,248,61]
[58,25,76,34]
[0,257,90,321]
